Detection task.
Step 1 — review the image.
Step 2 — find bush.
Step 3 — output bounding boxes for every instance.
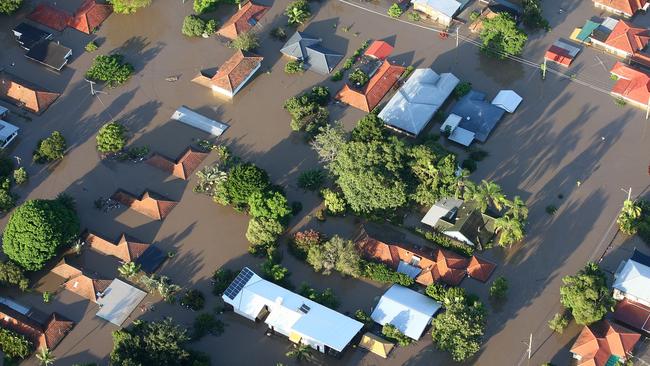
[182,15,206,37]
[271,27,288,41]
[205,19,218,35]
[97,122,127,153]
[331,70,343,81]
[230,31,259,51]
[285,0,311,25]
[261,259,290,284]
[309,86,331,105]
[85,41,98,52]
[284,92,329,134]
[453,82,472,99]
[461,158,477,173]
[298,169,325,191]
[489,276,508,299]
[284,60,304,74]
[3,198,79,271]
[12,168,27,185]
[414,227,474,256]
[86,54,134,87]
[480,14,528,59]
[0,0,22,15]
[407,11,420,21]
[180,289,205,311]
[223,163,270,207]
[355,309,373,330]
[321,188,346,215]
[548,313,569,334]
[360,260,414,286]
[0,261,29,290]
[349,69,369,87]
[307,235,360,277]
[387,3,402,18]
[290,230,322,260]
[33,131,66,163]
[193,0,217,14]
[246,217,284,245]
[0,328,31,359]
[248,191,291,221]
[343,57,354,70]
[382,324,411,346]
[212,268,236,295]
[0,187,15,213]
[298,283,339,309]
[110,0,152,14]
[192,313,224,339]
[522,0,549,31]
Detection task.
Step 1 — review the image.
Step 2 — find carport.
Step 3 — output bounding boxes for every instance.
[96,279,146,326]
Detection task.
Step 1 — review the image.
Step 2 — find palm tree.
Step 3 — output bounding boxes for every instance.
[36,347,55,366]
[494,214,525,246]
[286,344,313,363]
[617,199,642,235]
[464,180,506,212]
[454,168,470,198]
[506,196,528,221]
[287,7,308,25]
[118,261,141,279]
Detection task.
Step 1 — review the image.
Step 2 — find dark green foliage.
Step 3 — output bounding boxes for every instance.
[0,0,22,14]
[349,69,369,87]
[182,15,206,37]
[205,19,218,35]
[284,88,330,134]
[425,283,467,303]
[0,155,14,178]
[408,145,458,206]
[3,198,79,271]
[261,259,290,284]
[212,268,236,295]
[298,283,339,309]
[298,169,325,191]
[0,183,15,213]
[289,229,322,260]
[271,27,288,41]
[0,261,29,290]
[382,324,411,346]
[360,260,414,286]
[0,328,31,359]
[309,86,331,105]
[489,276,508,299]
[431,298,486,361]
[560,262,614,325]
[461,158,477,173]
[342,58,354,70]
[85,54,134,87]
[351,114,387,142]
[110,318,199,365]
[223,163,270,207]
[97,122,127,153]
[180,290,205,311]
[230,31,259,51]
[480,14,528,59]
[522,0,550,31]
[192,313,224,339]
[453,82,472,99]
[110,0,151,14]
[284,60,304,74]
[33,131,66,163]
[331,70,343,81]
[355,309,373,330]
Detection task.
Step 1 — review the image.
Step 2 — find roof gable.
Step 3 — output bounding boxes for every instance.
[336,60,405,112]
[0,71,60,114]
[595,0,648,16]
[605,20,650,54]
[571,320,641,366]
[69,0,112,34]
[217,2,270,40]
[147,147,208,179]
[210,50,263,94]
[111,190,178,220]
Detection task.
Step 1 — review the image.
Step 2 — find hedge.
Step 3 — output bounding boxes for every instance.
[360,260,414,286]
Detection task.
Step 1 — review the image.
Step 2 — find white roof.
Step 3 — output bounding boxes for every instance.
[96,279,146,326]
[223,268,363,352]
[491,90,522,113]
[421,197,463,227]
[412,0,462,17]
[441,114,475,146]
[379,69,459,136]
[371,285,441,340]
[171,106,229,136]
[553,40,581,57]
[613,260,650,303]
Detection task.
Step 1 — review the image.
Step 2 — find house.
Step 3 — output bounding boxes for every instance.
[440,90,506,146]
[222,267,363,355]
[355,225,496,286]
[51,258,112,303]
[12,23,52,50]
[147,147,208,180]
[0,120,19,149]
[0,70,60,114]
[378,68,459,136]
[364,40,394,61]
[69,0,112,34]
[0,300,74,350]
[85,232,150,263]
[280,32,343,74]
[614,299,650,333]
[216,1,270,40]
[28,4,72,31]
[411,0,463,26]
[421,198,498,248]
[111,190,178,220]
[570,320,640,366]
[171,106,229,136]
[609,62,650,109]
[593,0,649,17]
[613,249,650,307]
[370,285,441,340]
[544,40,582,67]
[192,50,263,98]
[25,40,72,71]
[96,279,147,326]
[585,18,650,66]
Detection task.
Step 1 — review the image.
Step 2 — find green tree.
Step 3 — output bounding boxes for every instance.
[3,198,79,271]
[0,0,22,14]
[230,31,259,51]
[205,19,218,35]
[284,60,304,74]
[248,191,291,220]
[97,122,127,153]
[311,122,346,164]
[464,180,507,212]
[351,114,387,142]
[85,54,134,87]
[284,91,330,134]
[118,261,141,279]
[13,167,28,185]
[348,69,370,87]
[548,312,569,334]
[193,0,218,14]
[285,0,310,25]
[36,347,55,366]
[0,261,29,290]
[0,187,15,213]
[489,276,508,299]
[560,262,614,325]
[85,41,99,52]
[245,217,285,245]
[479,13,528,59]
[222,163,269,207]
[321,188,346,214]
[33,131,67,163]
[286,344,313,362]
[409,146,457,206]
[387,3,402,18]
[261,259,290,284]
[109,0,152,14]
[506,195,528,220]
[431,299,486,362]
[382,324,411,346]
[522,0,549,31]
[0,328,32,359]
[181,15,206,37]
[494,213,525,245]
[306,235,360,277]
[617,199,642,235]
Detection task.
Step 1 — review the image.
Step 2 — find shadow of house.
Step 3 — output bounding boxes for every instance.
[147,147,208,180]
[111,189,178,221]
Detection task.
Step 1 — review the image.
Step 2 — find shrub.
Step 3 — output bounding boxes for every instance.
[205,19,218,35]
[284,93,329,134]
[560,262,614,325]
[0,187,15,213]
[307,235,360,277]
[97,122,127,153]
[180,289,205,311]
[33,131,66,163]
[331,70,343,81]
[414,227,474,256]
[193,0,217,14]
[522,0,550,31]
[290,230,322,259]
[298,169,325,191]
[138,275,180,303]
[309,86,331,105]
[298,283,339,309]
[285,0,311,25]
[382,324,411,346]
[13,168,27,185]
[469,10,480,22]
[461,158,477,173]
[387,3,402,18]
[0,328,31,359]
[110,0,152,14]
[546,205,557,215]
[212,268,236,295]
[284,60,304,74]
[0,155,14,179]
[85,41,98,52]
[407,11,420,21]
[360,260,414,286]
[182,15,206,37]
[453,82,472,99]
[614,97,627,107]
[223,163,270,207]
[548,313,569,334]
[321,188,346,215]
[248,191,291,221]
[0,0,22,15]
[261,259,290,284]
[489,276,508,299]
[85,54,134,87]
[271,27,288,41]
[192,313,224,339]
[245,217,284,245]
[0,261,29,290]
[349,69,369,87]
[355,309,373,330]
[230,31,259,51]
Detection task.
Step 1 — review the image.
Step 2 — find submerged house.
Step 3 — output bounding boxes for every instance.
[192,50,263,98]
[51,258,111,303]
[0,300,74,351]
[440,90,506,146]
[577,18,650,67]
[570,320,640,366]
[111,189,178,220]
[609,62,650,109]
[0,70,60,114]
[593,0,649,17]
[280,32,343,74]
[411,0,463,26]
[421,198,497,248]
[216,1,269,40]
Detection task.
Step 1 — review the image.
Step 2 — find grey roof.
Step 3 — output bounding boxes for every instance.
[12,23,52,50]
[96,279,146,326]
[25,40,71,71]
[450,90,505,142]
[280,32,342,74]
[0,120,19,142]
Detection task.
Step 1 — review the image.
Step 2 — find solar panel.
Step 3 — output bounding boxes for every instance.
[224,267,254,300]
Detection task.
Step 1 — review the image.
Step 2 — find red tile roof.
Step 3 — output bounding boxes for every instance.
[52,258,111,302]
[594,0,648,16]
[0,303,74,350]
[545,45,574,66]
[0,71,60,114]
[364,40,394,61]
[605,20,650,54]
[336,60,405,112]
[69,0,112,34]
[147,147,208,180]
[610,61,650,105]
[466,256,496,282]
[614,299,650,333]
[570,320,640,366]
[85,231,150,262]
[111,190,178,220]
[27,4,72,31]
[217,1,269,40]
[201,50,263,95]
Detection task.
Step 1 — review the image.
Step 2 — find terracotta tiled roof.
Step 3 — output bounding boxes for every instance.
[336,60,405,112]
[610,61,650,105]
[52,258,112,302]
[595,0,648,16]
[27,4,72,31]
[208,50,263,95]
[0,71,60,114]
[111,189,178,220]
[570,320,641,366]
[605,20,650,54]
[364,40,394,61]
[147,147,208,180]
[217,1,269,40]
[85,232,150,262]
[0,303,73,350]
[69,0,112,34]
[466,256,496,282]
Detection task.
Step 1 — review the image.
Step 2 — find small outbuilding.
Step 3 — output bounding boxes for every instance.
[491,90,522,113]
[171,106,229,136]
[370,284,441,340]
[358,332,395,358]
[411,0,463,26]
[96,279,147,326]
[0,120,19,149]
[545,40,581,67]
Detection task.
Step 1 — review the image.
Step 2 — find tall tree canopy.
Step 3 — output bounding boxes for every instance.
[430,293,486,361]
[0,0,22,14]
[480,13,528,58]
[560,262,614,325]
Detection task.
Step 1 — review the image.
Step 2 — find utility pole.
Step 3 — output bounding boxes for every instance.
[541,59,547,80]
[622,187,632,201]
[527,333,532,360]
[646,94,650,120]
[456,27,459,47]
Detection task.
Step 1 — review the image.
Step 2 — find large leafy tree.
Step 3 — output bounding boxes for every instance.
[230,31,259,51]
[245,217,285,245]
[85,54,134,87]
[560,262,614,325]
[479,13,528,59]
[33,131,67,163]
[464,179,507,212]
[307,235,361,277]
[248,191,291,221]
[0,0,22,14]
[617,199,642,235]
[3,198,79,271]
[431,297,486,362]
[97,122,127,153]
[409,146,457,206]
[222,163,269,207]
[109,0,152,14]
[351,114,387,142]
